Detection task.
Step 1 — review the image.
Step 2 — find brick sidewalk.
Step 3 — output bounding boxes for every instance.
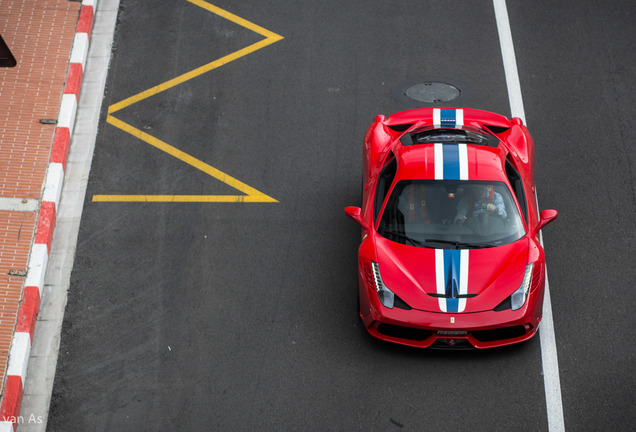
[0,0,81,428]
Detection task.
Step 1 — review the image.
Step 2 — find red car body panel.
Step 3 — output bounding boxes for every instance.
[348,107,556,349]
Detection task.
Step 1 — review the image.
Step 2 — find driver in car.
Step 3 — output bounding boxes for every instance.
[455,184,507,226]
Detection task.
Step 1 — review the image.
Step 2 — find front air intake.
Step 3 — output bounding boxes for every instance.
[377,324,431,341]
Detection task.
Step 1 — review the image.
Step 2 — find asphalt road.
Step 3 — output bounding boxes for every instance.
[48,1,635,431]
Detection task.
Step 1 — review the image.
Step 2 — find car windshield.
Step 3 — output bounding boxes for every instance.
[377,180,525,249]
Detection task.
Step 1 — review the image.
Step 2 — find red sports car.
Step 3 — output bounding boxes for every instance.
[345,108,557,349]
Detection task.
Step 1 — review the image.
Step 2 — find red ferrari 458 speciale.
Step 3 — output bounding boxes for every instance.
[346,108,557,349]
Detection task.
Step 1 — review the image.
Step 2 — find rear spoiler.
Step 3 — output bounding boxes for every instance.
[383,107,517,132]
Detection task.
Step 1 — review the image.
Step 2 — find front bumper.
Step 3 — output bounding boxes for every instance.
[359,285,544,349]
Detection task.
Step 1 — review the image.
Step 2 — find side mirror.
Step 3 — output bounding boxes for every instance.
[535,209,558,233]
[345,206,370,231]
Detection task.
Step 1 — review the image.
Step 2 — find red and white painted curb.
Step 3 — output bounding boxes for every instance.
[0,1,97,430]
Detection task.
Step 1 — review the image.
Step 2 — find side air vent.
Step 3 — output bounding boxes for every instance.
[484,125,510,134]
[388,123,414,132]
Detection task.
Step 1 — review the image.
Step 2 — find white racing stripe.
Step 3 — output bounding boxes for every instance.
[458,249,469,312]
[458,144,468,180]
[493,1,566,431]
[433,108,441,128]
[434,143,444,180]
[455,109,464,127]
[435,249,447,312]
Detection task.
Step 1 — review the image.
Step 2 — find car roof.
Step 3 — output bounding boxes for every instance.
[392,140,509,182]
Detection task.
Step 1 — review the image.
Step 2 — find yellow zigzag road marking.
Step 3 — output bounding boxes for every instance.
[96,0,283,203]
[93,117,277,202]
[108,0,283,115]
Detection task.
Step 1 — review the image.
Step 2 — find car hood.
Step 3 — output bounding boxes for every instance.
[375,236,529,313]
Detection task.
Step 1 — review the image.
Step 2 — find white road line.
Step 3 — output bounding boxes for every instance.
[493,0,526,124]
[493,1,566,431]
[538,231,565,432]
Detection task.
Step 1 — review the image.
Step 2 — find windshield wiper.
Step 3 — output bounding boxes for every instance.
[423,238,460,248]
[382,231,425,247]
[457,242,498,249]
[423,239,499,249]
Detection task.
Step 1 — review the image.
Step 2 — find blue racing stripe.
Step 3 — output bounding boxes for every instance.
[442,144,461,180]
[444,249,461,313]
[440,108,456,127]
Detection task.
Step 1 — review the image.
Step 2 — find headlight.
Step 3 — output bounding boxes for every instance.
[371,262,395,309]
[511,263,534,311]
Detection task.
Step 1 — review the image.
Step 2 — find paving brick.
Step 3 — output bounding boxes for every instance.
[0,0,80,404]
